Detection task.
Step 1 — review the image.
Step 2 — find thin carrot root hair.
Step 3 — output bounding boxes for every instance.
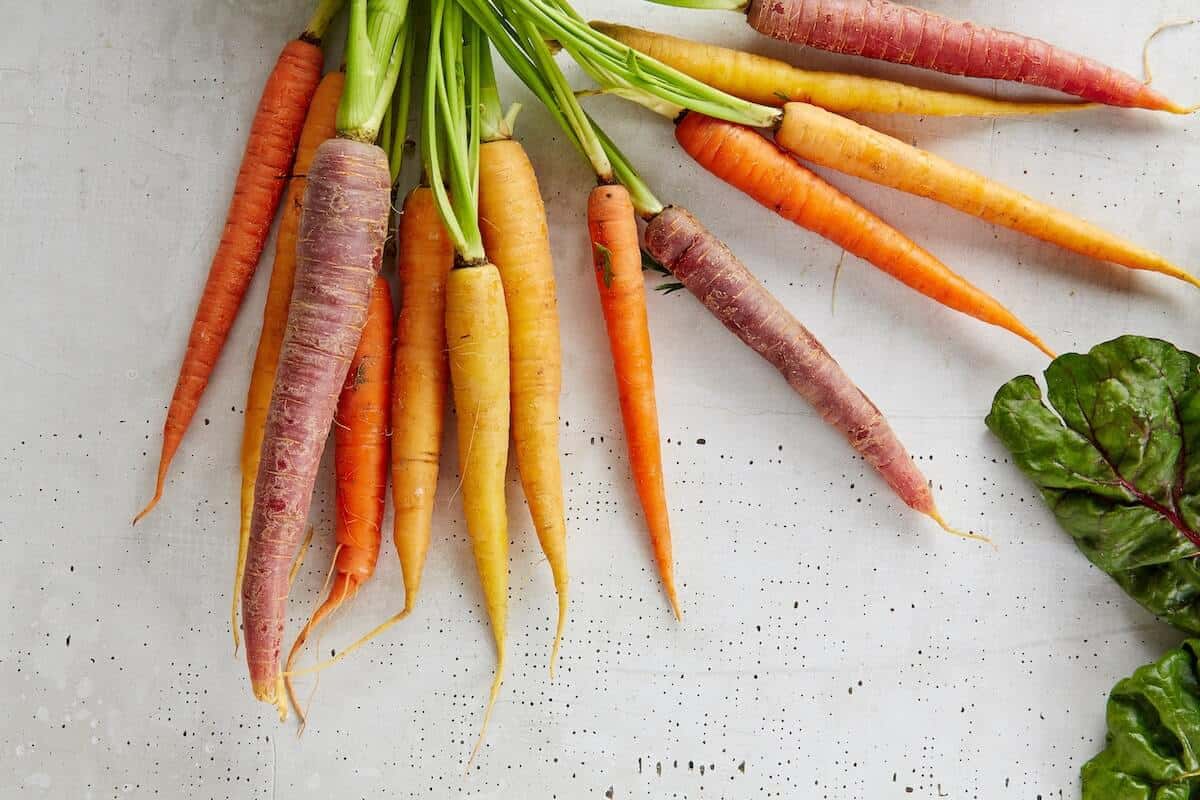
[467,660,505,771]
[281,607,412,680]
[286,526,317,589]
[928,508,994,548]
[1142,18,1199,113]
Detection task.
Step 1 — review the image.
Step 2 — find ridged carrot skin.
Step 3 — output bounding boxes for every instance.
[231,71,344,652]
[391,188,455,612]
[445,263,511,756]
[135,38,325,523]
[242,138,390,718]
[283,274,393,722]
[675,113,1053,356]
[775,102,1200,288]
[594,22,1091,117]
[588,185,681,619]
[644,206,940,518]
[477,139,569,673]
[744,0,1186,112]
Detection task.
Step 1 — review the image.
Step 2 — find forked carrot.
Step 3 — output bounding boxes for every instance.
[391,187,456,611]
[675,112,1054,356]
[588,185,682,618]
[135,2,338,523]
[231,71,344,653]
[283,275,393,724]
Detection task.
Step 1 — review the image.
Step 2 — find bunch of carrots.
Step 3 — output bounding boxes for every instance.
[133,0,1194,759]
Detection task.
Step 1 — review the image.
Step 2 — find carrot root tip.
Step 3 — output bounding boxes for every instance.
[927,508,995,548]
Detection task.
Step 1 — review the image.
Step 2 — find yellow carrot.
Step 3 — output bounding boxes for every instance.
[478,138,569,674]
[446,262,511,763]
[594,21,1093,117]
[775,102,1200,287]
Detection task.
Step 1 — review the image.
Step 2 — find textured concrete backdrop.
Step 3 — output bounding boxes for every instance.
[2,1,1198,797]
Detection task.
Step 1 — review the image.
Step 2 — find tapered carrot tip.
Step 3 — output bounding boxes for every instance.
[549,590,568,681]
[131,481,164,525]
[466,667,504,771]
[663,577,683,622]
[927,508,995,549]
[253,675,289,722]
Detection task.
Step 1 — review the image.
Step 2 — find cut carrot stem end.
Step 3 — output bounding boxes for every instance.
[928,508,994,548]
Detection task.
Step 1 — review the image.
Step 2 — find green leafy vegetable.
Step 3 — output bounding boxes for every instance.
[986,335,1200,634]
[1081,638,1200,799]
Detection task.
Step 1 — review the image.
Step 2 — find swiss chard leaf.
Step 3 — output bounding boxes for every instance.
[1082,639,1200,799]
[987,336,1200,633]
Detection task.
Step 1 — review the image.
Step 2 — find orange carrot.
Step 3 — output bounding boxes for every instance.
[391,187,455,611]
[134,20,330,523]
[232,71,344,653]
[587,185,681,618]
[675,112,1054,357]
[283,275,393,724]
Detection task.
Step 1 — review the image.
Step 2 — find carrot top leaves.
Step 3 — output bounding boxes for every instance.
[424,0,487,262]
[502,0,779,128]
[339,0,411,142]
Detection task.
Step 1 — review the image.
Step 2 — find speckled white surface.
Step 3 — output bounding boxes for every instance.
[3,1,1199,797]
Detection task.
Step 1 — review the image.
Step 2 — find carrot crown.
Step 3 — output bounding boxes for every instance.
[424,0,487,262]
[302,0,350,43]
[501,0,780,128]
[338,0,413,142]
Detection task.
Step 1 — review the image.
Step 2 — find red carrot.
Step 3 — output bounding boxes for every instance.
[134,5,339,523]
[740,0,1187,111]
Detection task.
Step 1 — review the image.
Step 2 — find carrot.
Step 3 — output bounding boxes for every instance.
[446,261,511,760]
[588,185,681,618]
[230,72,344,653]
[478,137,569,673]
[391,187,455,611]
[773,102,1200,288]
[593,21,1093,117]
[134,3,338,524]
[643,206,978,537]
[661,0,1191,112]
[675,112,1054,356]
[241,0,407,717]
[423,1,511,759]
[281,275,392,722]
[524,6,1200,289]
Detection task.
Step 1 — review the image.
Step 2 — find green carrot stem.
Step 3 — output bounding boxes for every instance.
[303,0,348,42]
[387,22,417,184]
[506,0,778,127]
[424,0,486,262]
[478,34,511,143]
[339,0,410,142]
[367,0,410,56]
[589,118,664,217]
[644,0,747,9]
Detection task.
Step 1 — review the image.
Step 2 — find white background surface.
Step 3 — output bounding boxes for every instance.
[3,1,1199,797]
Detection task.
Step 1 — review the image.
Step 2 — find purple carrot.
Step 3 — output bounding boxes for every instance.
[644,206,978,538]
[743,0,1188,112]
[242,137,391,717]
